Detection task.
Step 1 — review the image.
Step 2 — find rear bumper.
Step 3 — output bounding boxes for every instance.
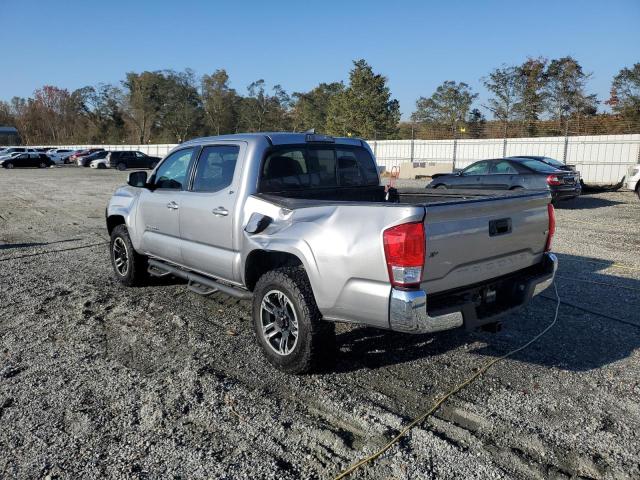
[389,252,557,334]
[550,185,581,199]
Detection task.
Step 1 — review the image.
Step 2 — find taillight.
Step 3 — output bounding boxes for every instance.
[546,174,562,186]
[545,203,555,252]
[383,222,425,288]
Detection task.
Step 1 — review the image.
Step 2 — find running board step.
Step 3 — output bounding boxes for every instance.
[148,259,252,300]
[187,280,217,296]
[148,264,171,277]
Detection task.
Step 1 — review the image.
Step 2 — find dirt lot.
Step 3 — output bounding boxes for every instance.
[1,166,639,479]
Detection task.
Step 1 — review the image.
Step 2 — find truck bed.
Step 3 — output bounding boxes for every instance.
[256,186,550,209]
[252,186,551,300]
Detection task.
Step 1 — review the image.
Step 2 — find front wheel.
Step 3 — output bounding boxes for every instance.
[38,161,48,168]
[4,162,14,169]
[434,184,447,190]
[110,224,149,286]
[252,267,335,374]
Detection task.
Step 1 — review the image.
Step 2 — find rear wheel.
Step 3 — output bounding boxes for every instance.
[38,161,47,168]
[435,184,447,189]
[150,161,158,169]
[110,224,149,286]
[116,162,127,171]
[252,267,335,374]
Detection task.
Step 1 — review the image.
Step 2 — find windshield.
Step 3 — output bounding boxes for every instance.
[519,159,560,173]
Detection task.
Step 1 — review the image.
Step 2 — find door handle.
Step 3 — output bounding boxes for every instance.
[212,207,229,216]
[166,201,179,210]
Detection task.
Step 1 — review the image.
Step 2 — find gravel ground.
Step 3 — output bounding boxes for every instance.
[1,167,639,479]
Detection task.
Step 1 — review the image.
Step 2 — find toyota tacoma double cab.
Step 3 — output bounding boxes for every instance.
[106,132,557,373]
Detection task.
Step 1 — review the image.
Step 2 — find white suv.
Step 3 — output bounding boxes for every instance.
[625,164,640,200]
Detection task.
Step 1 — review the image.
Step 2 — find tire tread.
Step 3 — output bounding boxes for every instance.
[253,266,334,374]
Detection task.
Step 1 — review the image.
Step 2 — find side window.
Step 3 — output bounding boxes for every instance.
[153,148,194,189]
[491,161,518,174]
[463,161,489,175]
[192,145,240,192]
[135,151,146,158]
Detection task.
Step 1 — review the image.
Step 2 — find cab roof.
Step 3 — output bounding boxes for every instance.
[181,132,365,147]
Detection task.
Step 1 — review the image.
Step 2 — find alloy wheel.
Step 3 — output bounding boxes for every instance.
[260,289,299,356]
[112,237,129,276]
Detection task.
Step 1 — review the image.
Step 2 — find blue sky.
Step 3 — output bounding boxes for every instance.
[1,0,638,119]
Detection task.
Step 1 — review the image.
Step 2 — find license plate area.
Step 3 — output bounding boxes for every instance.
[489,218,512,237]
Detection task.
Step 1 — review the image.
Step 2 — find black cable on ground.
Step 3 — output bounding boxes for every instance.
[333,283,562,479]
[0,242,108,262]
[538,294,640,329]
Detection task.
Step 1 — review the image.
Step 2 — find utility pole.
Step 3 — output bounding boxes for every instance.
[562,105,571,164]
[452,121,458,171]
[410,126,415,163]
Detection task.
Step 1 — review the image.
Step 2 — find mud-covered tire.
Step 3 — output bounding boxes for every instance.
[109,224,149,286]
[252,267,335,374]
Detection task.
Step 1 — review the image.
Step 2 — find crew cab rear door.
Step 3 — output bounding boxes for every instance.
[178,142,245,283]
[136,147,196,264]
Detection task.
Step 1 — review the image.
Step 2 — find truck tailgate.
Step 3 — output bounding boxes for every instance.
[422,191,550,293]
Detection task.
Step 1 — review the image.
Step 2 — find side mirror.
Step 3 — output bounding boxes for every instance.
[456,170,464,176]
[127,171,148,188]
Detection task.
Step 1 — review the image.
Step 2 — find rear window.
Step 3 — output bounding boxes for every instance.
[519,159,560,173]
[542,157,565,168]
[259,145,378,192]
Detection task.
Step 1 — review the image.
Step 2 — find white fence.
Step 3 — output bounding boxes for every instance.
[367,134,640,185]
[49,133,640,185]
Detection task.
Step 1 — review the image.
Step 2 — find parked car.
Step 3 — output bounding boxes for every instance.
[47,149,78,164]
[106,132,557,373]
[625,164,640,200]
[510,155,576,172]
[71,148,105,165]
[78,150,109,167]
[105,151,160,170]
[428,157,581,202]
[90,158,108,169]
[0,152,22,163]
[0,147,37,160]
[1,152,54,169]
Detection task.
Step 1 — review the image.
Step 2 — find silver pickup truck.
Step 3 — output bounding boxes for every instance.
[106,132,557,373]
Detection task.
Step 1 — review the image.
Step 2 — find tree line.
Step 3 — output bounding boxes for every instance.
[0,58,638,145]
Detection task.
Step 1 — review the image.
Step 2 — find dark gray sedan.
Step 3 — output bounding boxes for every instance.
[427,157,581,202]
